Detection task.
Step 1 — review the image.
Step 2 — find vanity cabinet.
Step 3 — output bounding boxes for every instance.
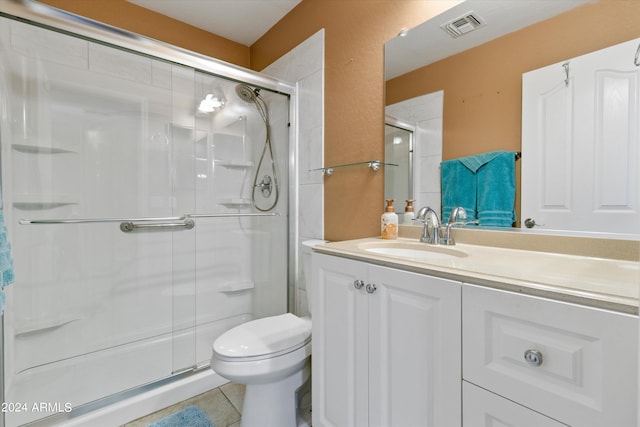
[462,283,638,427]
[463,381,567,427]
[311,253,461,427]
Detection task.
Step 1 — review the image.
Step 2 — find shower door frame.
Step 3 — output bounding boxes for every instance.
[0,0,299,425]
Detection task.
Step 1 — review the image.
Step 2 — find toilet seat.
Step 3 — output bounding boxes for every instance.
[213,313,311,362]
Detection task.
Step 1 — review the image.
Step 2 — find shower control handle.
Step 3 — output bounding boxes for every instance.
[255,175,273,198]
[353,280,365,290]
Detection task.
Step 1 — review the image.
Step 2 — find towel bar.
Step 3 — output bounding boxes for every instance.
[187,212,279,218]
[19,212,280,226]
[19,216,186,225]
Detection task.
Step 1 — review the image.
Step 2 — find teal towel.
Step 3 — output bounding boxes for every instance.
[0,188,15,316]
[441,159,477,222]
[148,405,214,427]
[475,151,516,227]
[458,151,504,173]
[441,151,516,227]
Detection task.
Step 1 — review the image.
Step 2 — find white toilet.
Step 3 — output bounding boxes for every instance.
[210,239,324,427]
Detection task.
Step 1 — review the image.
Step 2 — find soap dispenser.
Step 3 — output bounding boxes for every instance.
[381,199,398,240]
[403,199,415,224]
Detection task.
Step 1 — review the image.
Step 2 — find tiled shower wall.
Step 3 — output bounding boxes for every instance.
[262,30,324,316]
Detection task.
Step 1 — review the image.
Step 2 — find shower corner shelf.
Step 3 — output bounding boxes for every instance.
[218,280,255,293]
[13,194,80,210]
[218,198,252,208]
[12,143,77,155]
[216,160,254,168]
[309,160,398,176]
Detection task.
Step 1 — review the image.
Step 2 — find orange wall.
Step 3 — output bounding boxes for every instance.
[36,0,250,67]
[252,0,459,241]
[386,1,640,225]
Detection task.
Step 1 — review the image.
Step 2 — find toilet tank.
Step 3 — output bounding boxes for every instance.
[300,239,327,317]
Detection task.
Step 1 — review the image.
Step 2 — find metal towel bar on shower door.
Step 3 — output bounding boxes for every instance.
[19,212,280,232]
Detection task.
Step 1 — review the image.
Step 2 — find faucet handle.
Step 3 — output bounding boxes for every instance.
[447,206,467,224]
[440,218,478,245]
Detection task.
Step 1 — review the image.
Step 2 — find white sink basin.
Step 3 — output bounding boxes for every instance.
[359,241,467,260]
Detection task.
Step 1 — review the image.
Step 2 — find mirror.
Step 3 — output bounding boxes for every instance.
[384,121,413,217]
[385,91,444,221]
[384,0,640,236]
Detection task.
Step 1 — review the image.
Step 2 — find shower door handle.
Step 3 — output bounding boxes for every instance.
[120,218,195,233]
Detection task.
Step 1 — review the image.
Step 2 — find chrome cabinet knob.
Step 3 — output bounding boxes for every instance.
[365,283,377,294]
[524,349,543,367]
[353,280,365,290]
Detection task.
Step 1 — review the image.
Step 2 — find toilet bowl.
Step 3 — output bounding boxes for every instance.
[211,313,311,427]
[210,239,325,427]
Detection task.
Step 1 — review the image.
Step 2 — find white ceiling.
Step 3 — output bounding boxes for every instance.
[127,0,302,46]
[385,0,593,80]
[126,0,592,77]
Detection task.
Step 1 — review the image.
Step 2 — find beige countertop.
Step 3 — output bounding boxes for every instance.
[314,230,640,315]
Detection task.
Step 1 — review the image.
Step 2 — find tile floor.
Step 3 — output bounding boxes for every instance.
[122,382,245,427]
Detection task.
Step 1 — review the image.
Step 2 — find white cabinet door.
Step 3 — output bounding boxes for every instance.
[463,381,567,427]
[522,37,640,234]
[369,264,461,427]
[463,284,638,427]
[312,253,462,427]
[312,253,369,427]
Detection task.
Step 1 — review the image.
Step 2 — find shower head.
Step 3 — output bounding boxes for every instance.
[236,84,259,103]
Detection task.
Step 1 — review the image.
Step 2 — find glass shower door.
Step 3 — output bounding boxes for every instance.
[1,13,290,426]
[0,18,197,426]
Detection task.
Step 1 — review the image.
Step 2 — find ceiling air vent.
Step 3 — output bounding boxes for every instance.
[441,11,486,38]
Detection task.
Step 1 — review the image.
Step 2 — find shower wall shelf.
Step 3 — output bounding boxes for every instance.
[218,198,252,208]
[310,160,398,176]
[13,194,80,210]
[12,144,77,155]
[14,201,78,210]
[218,280,255,293]
[216,160,254,168]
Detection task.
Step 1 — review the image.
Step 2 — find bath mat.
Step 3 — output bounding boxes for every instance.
[148,405,214,427]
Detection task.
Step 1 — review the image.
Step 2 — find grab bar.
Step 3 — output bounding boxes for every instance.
[119,218,195,232]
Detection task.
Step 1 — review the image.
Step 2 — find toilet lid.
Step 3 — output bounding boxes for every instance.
[213,313,311,359]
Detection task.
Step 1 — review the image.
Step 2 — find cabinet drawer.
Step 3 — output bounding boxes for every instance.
[463,381,567,427]
[462,284,638,427]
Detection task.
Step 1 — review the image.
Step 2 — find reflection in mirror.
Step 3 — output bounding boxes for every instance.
[384,1,590,81]
[384,0,640,237]
[384,121,412,221]
[385,91,443,222]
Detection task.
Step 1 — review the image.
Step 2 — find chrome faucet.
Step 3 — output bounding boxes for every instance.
[447,206,467,225]
[415,206,440,244]
[441,206,479,245]
[440,207,467,245]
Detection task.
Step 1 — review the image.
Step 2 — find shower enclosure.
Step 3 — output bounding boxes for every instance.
[0,4,293,426]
